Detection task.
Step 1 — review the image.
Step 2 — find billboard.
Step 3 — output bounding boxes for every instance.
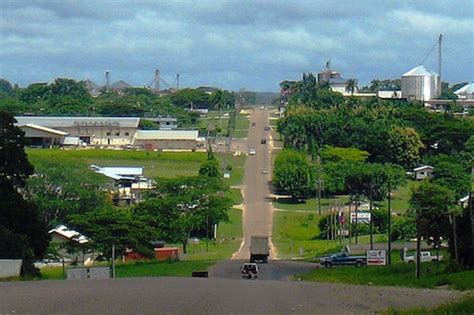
[350,212,371,224]
[366,250,387,266]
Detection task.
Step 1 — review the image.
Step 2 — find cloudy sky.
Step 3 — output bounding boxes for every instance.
[0,0,473,92]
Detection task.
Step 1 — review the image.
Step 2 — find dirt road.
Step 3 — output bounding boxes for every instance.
[232,107,274,260]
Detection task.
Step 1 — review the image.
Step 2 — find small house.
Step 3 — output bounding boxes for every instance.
[413,165,434,180]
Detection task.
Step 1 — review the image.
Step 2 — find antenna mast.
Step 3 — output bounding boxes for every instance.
[155,69,160,92]
[438,34,443,95]
[176,73,180,91]
[105,70,110,93]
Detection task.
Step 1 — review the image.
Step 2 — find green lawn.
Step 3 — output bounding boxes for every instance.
[273,196,350,212]
[273,208,387,260]
[217,154,246,187]
[300,253,474,291]
[390,180,420,214]
[233,113,249,138]
[385,294,474,315]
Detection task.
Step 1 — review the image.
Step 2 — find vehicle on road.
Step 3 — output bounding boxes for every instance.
[319,252,366,268]
[251,122,256,127]
[260,106,265,110]
[261,169,267,174]
[241,263,259,279]
[404,251,443,263]
[260,139,266,144]
[250,236,270,263]
[249,148,256,155]
[264,126,270,131]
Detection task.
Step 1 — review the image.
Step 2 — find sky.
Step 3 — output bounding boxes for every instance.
[0,0,473,92]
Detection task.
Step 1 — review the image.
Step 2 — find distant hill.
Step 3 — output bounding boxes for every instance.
[255,92,279,105]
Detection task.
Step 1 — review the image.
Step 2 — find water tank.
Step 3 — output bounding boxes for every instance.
[401,65,440,101]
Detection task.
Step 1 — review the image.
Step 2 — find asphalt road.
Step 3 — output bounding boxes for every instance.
[232,107,274,260]
[0,277,462,315]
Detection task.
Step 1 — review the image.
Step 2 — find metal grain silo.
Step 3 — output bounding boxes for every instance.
[401,65,440,101]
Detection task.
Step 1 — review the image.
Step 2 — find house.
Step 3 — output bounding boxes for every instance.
[133,130,203,151]
[15,116,140,146]
[90,165,153,205]
[459,195,470,208]
[145,117,178,130]
[48,225,92,264]
[413,165,434,180]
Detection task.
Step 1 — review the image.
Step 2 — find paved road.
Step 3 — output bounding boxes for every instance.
[0,278,462,315]
[232,107,274,260]
[210,259,317,281]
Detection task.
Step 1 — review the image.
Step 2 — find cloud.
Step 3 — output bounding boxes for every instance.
[0,0,473,91]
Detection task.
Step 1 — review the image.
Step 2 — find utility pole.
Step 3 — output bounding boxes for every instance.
[369,183,374,250]
[316,156,322,216]
[470,166,474,266]
[438,34,443,95]
[387,179,392,265]
[111,244,116,279]
[416,208,423,279]
[355,198,359,244]
[348,199,352,245]
[155,69,160,92]
[176,73,180,91]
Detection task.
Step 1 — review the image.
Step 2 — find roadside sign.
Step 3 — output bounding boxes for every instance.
[351,212,371,224]
[366,250,387,266]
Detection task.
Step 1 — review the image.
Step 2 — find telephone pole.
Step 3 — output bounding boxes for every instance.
[387,179,392,265]
[369,183,374,250]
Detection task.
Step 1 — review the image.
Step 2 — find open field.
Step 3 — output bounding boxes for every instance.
[390,179,420,213]
[272,209,387,260]
[273,195,350,212]
[300,252,474,291]
[233,112,250,138]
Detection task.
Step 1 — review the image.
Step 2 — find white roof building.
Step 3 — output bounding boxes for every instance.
[454,82,474,100]
[401,65,440,101]
[49,225,89,244]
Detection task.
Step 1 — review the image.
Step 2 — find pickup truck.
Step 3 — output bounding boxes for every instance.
[320,252,366,267]
[404,251,443,263]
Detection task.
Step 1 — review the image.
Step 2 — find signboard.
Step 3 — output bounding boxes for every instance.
[351,212,371,224]
[366,250,387,266]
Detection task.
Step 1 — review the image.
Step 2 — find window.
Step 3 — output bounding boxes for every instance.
[115,132,120,136]
[125,132,129,136]
[166,122,170,125]
[106,132,111,136]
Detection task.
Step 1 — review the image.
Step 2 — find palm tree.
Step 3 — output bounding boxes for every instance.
[345,79,357,95]
[211,90,224,128]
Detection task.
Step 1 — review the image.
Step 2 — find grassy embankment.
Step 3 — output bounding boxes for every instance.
[385,293,474,315]
[27,149,245,279]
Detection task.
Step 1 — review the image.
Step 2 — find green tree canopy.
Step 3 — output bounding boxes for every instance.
[273,149,312,199]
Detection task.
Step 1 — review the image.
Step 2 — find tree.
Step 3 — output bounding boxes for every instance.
[0,112,49,275]
[137,176,231,253]
[0,79,13,95]
[409,182,455,251]
[273,149,312,199]
[387,126,424,168]
[345,79,357,95]
[320,146,369,163]
[432,161,470,199]
[199,149,221,178]
[211,90,224,128]
[70,207,158,259]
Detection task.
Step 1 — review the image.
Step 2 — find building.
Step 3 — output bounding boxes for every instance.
[145,117,178,130]
[15,116,140,146]
[133,130,202,151]
[401,65,440,101]
[17,123,69,147]
[413,165,434,180]
[317,62,356,95]
[48,225,92,264]
[454,82,474,100]
[110,80,132,93]
[377,90,402,99]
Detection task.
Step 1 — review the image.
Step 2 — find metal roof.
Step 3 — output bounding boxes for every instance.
[14,116,140,128]
[19,124,69,136]
[413,165,434,172]
[402,65,437,77]
[134,130,198,140]
[49,225,88,244]
[454,82,474,94]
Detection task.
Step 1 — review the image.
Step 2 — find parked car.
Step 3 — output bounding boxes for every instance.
[319,252,366,267]
[260,106,265,110]
[241,263,259,279]
[261,169,267,174]
[249,149,256,155]
[404,251,443,263]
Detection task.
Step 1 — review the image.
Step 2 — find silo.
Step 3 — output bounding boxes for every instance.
[401,65,440,101]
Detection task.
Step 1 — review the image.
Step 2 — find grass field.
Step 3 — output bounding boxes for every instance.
[385,293,474,314]
[272,209,387,260]
[273,196,350,212]
[233,113,250,138]
[300,251,474,291]
[390,180,420,214]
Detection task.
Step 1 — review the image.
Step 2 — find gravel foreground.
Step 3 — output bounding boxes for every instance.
[0,277,463,314]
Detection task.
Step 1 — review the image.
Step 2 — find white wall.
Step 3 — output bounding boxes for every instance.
[0,259,22,278]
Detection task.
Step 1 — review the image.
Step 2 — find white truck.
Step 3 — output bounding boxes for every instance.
[404,251,443,263]
[250,236,270,263]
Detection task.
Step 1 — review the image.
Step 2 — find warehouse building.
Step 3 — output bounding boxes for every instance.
[133,130,202,151]
[15,116,140,146]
